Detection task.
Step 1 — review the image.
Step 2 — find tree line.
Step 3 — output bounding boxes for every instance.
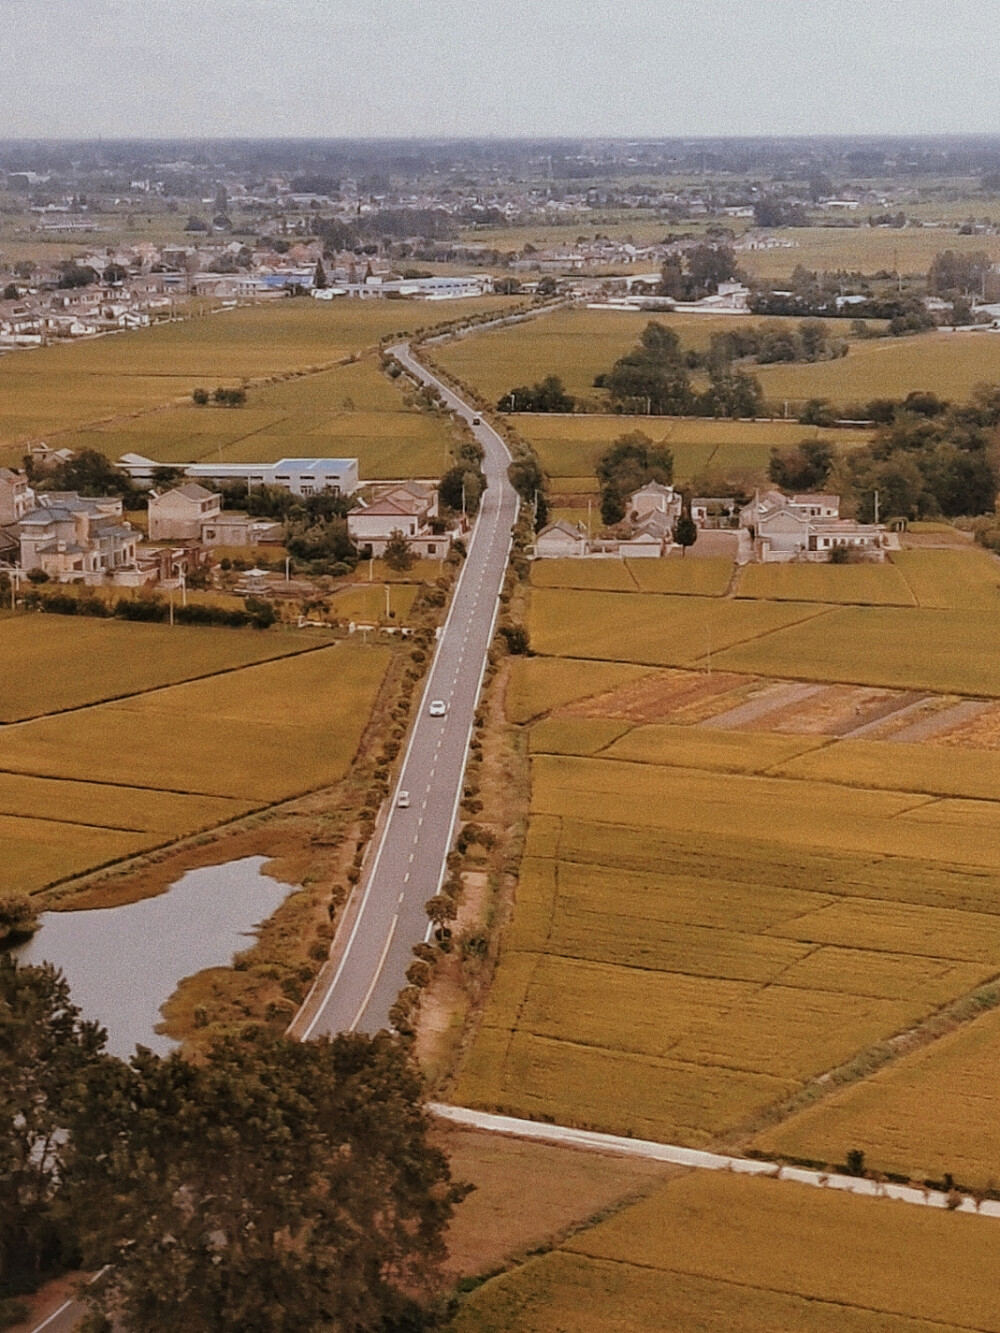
[769,386,1000,521]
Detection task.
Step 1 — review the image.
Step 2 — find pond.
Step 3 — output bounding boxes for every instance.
[15,856,291,1058]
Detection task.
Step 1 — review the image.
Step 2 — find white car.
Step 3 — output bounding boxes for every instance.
[397,790,411,808]
[428,699,447,717]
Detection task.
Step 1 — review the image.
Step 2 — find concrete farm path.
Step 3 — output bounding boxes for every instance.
[430,1104,1000,1221]
[296,342,519,1038]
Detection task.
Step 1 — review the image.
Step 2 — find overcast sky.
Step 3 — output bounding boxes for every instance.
[1,0,996,139]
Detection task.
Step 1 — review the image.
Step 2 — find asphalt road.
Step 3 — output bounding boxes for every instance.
[301,342,519,1037]
[27,345,517,1333]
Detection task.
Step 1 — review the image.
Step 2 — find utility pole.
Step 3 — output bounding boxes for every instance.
[874,489,880,524]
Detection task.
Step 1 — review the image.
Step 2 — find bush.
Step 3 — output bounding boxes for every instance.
[213,386,247,407]
[498,624,530,655]
[115,596,167,622]
[0,1299,30,1330]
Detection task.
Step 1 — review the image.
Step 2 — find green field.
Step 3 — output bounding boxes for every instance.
[0,615,315,722]
[892,547,1000,609]
[530,557,734,596]
[0,637,390,895]
[433,307,808,407]
[452,1170,1000,1333]
[736,560,917,606]
[0,296,510,466]
[755,328,1000,407]
[517,412,871,488]
[54,356,457,480]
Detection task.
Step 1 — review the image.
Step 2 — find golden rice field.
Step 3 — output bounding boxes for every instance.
[773,736,1000,803]
[328,581,422,623]
[756,1003,1000,1190]
[516,412,871,487]
[714,603,1000,696]
[527,587,826,667]
[736,559,917,606]
[530,557,733,596]
[455,725,1000,1143]
[54,356,457,480]
[528,587,1000,696]
[0,615,315,722]
[0,639,390,895]
[0,295,509,466]
[451,1170,1000,1333]
[504,657,653,724]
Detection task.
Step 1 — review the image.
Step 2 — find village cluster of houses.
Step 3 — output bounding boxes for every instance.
[535,484,896,563]
[0,450,461,588]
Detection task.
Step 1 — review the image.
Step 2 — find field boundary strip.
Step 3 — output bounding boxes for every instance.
[429,1103,1000,1220]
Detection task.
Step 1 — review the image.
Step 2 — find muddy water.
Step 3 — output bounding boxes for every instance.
[15,856,290,1058]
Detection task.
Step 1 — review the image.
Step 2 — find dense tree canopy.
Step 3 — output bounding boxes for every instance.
[769,440,835,492]
[599,322,693,416]
[497,375,574,413]
[1,958,463,1331]
[0,959,104,1296]
[597,431,674,525]
[28,449,145,507]
[658,244,739,301]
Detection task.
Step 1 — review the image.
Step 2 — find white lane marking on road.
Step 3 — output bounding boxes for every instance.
[413,833,419,844]
[403,872,410,883]
[418,816,424,827]
[30,1266,110,1333]
[408,852,414,863]
[398,892,405,904]
[350,913,399,1031]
